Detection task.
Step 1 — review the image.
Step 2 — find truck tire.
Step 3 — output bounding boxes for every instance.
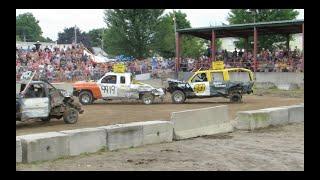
[230,92,242,103]
[141,93,155,105]
[79,91,93,105]
[172,90,186,104]
[63,108,78,124]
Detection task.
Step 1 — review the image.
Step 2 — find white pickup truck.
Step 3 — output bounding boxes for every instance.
[73,72,165,105]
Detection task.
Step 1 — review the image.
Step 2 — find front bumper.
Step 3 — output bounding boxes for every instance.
[73,88,80,97]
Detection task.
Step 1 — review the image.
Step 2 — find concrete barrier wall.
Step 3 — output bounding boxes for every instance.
[170,105,233,140]
[60,128,106,156]
[255,72,304,85]
[135,73,151,81]
[282,104,304,123]
[98,124,143,151]
[18,132,69,163]
[16,137,22,163]
[173,72,304,85]
[17,121,174,163]
[235,104,303,130]
[125,121,173,145]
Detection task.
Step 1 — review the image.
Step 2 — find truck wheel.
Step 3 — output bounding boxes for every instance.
[40,117,51,122]
[172,90,186,104]
[79,91,93,105]
[230,93,242,103]
[63,108,78,124]
[141,93,154,105]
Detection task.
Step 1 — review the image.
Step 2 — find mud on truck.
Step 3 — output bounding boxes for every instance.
[16,71,83,124]
[166,61,255,104]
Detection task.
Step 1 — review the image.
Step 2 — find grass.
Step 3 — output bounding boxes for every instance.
[252,88,304,98]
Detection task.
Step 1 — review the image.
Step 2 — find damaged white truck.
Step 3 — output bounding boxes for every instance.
[16,71,83,124]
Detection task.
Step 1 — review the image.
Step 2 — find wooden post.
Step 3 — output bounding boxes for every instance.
[175,32,181,72]
[302,23,304,71]
[211,30,216,62]
[253,27,258,72]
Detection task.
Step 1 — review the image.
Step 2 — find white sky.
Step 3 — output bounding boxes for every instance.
[16,9,304,41]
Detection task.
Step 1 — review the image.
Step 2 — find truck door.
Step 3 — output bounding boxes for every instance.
[189,72,210,96]
[20,83,50,119]
[117,75,129,97]
[210,72,228,95]
[98,75,118,97]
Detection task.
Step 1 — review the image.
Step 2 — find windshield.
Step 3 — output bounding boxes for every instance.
[180,72,195,81]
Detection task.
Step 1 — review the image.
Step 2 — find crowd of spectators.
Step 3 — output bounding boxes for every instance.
[179,47,304,73]
[16,44,176,82]
[16,43,304,83]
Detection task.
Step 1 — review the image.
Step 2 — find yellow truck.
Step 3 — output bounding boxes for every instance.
[166,61,255,103]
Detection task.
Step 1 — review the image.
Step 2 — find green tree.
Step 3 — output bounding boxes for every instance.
[103,9,164,59]
[39,36,53,42]
[227,9,299,51]
[153,11,220,58]
[16,13,43,42]
[16,35,21,42]
[88,28,105,48]
[57,27,92,48]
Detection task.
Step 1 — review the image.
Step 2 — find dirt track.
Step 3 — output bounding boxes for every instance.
[16,123,304,171]
[16,94,303,136]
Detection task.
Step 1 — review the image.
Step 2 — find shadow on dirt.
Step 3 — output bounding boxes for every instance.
[201,133,234,139]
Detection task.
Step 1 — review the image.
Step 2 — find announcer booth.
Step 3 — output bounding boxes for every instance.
[175,19,304,72]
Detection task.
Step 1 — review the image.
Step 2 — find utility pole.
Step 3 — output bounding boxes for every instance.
[23,30,26,42]
[74,25,77,44]
[173,9,177,34]
[101,28,104,49]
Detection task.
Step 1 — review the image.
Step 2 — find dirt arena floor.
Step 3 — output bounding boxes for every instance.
[16,91,303,136]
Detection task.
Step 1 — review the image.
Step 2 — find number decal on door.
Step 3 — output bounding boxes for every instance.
[194,84,206,93]
[101,85,116,95]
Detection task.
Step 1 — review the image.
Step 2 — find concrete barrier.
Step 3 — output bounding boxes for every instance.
[276,83,299,90]
[170,105,233,140]
[288,105,304,123]
[16,137,22,163]
[281,104,304,123]
[98,124,143,151]
[135,73,151,81]
[125,121,173,145]
[19,132,69,163]
[259,107,289,125]
[60,128,106,156]
[254,82,277,89]
[235,105,304,130]
[235,110,270,130]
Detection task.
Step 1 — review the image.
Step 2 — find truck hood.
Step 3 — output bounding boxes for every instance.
[167,78,186,83]
[73,81,98,87]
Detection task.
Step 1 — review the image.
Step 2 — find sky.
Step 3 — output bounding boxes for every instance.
[16,9,304,41]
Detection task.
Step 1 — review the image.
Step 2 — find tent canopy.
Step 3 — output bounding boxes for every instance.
[177,19,304,39]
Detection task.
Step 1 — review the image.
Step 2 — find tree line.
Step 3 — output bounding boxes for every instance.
[16,9,299,58]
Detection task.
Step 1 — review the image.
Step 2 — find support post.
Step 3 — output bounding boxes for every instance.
[244,36,248,53]
[286,34,290,51]
[211,30,216,62]
[175,32,181,72]
[302,23,304,71]
[253,27,258,72]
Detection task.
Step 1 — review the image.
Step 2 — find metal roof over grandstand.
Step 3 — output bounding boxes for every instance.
[177,19,304,40]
